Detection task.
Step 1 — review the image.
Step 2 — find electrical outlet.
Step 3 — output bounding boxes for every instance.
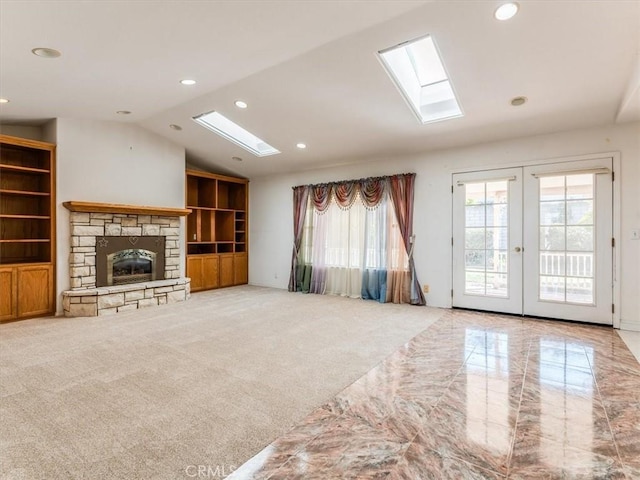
[423,284,430,293]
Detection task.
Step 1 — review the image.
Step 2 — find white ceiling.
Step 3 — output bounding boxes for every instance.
[1,0,639,178]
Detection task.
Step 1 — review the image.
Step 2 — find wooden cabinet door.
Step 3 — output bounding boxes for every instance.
[187,256,204,292]
[17,264,53,318]
[0,267,17,321]
[202,255,220,290]
[234,253,248,285]
[187,255,221,292]
[219,254,234,287]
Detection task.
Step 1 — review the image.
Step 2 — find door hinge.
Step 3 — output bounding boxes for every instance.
[612,237,615,248]
[451,185,454,193]
[612,171,615,182]
[612,304,615,314]
[451,237,454,246]
[451,289,454,297]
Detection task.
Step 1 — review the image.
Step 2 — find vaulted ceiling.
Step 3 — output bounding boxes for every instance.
[1,0,638,178]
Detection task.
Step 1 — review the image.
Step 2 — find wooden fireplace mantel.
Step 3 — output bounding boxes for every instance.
[63,201,191,217]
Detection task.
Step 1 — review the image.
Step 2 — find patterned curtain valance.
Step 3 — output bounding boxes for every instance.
[294,173,414,211]
[312,184,331,212]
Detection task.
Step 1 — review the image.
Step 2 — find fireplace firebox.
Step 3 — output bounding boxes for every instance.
[108,249,156,285]
[96,236,165,287]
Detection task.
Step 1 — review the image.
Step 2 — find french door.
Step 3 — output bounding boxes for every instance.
[452,158,613,325]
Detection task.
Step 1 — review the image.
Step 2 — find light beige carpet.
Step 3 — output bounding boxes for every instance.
[0,286,444,479]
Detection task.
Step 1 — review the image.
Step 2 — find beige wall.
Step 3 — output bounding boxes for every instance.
[249,122,640,330]
[0,124,44,141]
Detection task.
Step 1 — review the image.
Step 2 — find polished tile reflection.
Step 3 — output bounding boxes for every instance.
[228,311,640,479]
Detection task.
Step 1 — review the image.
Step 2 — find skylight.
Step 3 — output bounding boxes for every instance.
[378,35,463,124]
[192,111,280,157]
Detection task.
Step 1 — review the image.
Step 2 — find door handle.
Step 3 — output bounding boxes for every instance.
[514,246,522,253]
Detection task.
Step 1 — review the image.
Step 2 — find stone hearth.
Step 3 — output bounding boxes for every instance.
[62,278,190,317]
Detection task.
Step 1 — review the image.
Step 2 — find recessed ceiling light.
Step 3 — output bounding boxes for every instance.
[180,79,196,86]
[0,98,9,104]
[232,156,243,162]
[296,143,307,149]
[234,100,248,109]
[510,96,527,106]
[169,124,182,131]
[494,2,519,20]
[31,47,61,58]
[116,110,131,115]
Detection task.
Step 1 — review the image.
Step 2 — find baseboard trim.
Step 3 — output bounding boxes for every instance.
[619,320,640,332]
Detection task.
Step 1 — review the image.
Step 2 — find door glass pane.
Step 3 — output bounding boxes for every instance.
[465,183,485,204]
[466,205,485,227]
[486,273,508,297]
[540,226,565,251]
[540,275,565,301]
[491,204,508,226]
[540,252,565,276]
[465,250,485,269]
[540,202,565,225]
[567,200,593,225]
[486,181,508,204]
[465,228,485,249]
[540,176,564,201]
[566,174,593,199]
[486,227,508,249]
[567,226,593,251]
[487,250,508,273]
[538,174,594,304]
[466,271,485,294]
[567,278,594,303]
[566,252,593,278]
[464,181,509,297]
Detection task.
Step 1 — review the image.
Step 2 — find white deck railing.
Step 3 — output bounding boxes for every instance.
[540,252,593,277]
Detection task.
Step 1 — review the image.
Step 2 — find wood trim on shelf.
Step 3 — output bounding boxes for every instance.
[0,239,51,243]
[0,134,55,150]
[63,201,191,217]
[0,189,51,196]
[185,169,249,184]
[0,214,50,219]
[0,164,50,174]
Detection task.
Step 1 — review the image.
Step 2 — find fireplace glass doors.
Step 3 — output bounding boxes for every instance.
[108,249,155,285]
[96,236,165,287]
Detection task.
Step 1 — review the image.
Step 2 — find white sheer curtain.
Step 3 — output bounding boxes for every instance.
[300,191,408,300]
[321,198,365,297]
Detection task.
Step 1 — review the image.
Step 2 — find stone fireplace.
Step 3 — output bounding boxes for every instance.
[61,202,191,317]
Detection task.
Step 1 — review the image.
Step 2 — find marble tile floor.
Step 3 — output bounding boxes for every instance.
[229,311,640,479]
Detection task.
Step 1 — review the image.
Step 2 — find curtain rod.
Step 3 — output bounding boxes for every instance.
[292,172,416,190]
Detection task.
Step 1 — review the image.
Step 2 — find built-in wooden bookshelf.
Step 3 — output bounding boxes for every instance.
[0,134,56,321]
[185,170,248,292]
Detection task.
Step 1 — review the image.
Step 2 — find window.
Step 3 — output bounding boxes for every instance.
[299,191,408,300]
[378,35,463,124]
[290,173,424,305]
[192,111,280,156]
[538,174,595,304]
[464,180,509,297]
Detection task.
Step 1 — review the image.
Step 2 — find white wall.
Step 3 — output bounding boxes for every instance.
[55,118,186,313]
[249,122,640,329]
